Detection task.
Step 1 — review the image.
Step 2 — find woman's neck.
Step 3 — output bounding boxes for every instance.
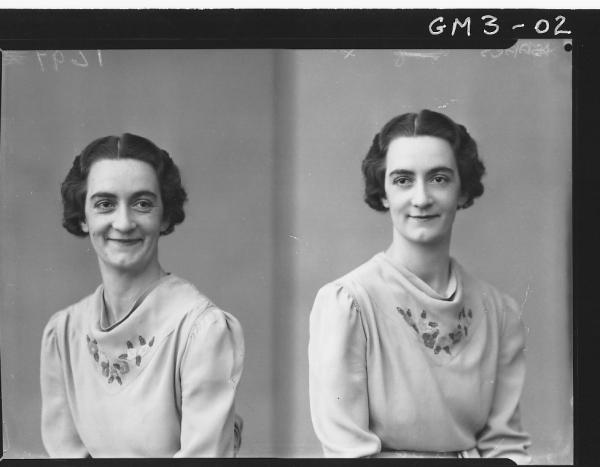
[98,260,165,326]
[386,233,452,295]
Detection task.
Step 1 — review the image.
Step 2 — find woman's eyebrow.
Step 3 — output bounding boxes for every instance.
[388,166,456,178]
[130,190,159,199]
[89,192,117,200]
[426,166,455,175]
[388,169,414,177]
[89,191,159,200]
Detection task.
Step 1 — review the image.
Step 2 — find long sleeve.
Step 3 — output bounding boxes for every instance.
[174,308,244,457]
[308,283,381,457]
[476,298,532,464]
[40,313,89,457]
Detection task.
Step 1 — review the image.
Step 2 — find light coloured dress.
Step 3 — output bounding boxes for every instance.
[309,252,531,463]
[40,274,244,458]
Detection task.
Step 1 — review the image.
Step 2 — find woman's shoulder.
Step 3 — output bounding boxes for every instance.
[163,275,243,337]
[42,287,101,342]
[47,288,102,326]
[176,295,245,367]
[187,303,243,335]
[459,266,518,307]
[313,254,386,318]
[324,253,385,295]
[149,274,217,324]
[456,263,523,329]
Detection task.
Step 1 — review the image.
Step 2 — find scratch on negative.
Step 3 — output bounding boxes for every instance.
[3,419,9,453]
[395,51,448,59]
[288,235,300,241]
[394,51,448,62]
[521,284,531,310]
[2,51,28,65]
[393,51,449,68]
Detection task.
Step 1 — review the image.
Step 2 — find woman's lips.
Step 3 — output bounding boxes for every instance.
[408,215,439,221]
[107,238,142,244]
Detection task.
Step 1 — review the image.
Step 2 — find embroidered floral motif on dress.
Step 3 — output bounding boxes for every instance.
[86,334,155,384]
[396,306,473,356]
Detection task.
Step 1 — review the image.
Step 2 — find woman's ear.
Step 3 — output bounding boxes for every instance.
[457,193,468,209]
[382,197,390,209]
[80,219,89,233]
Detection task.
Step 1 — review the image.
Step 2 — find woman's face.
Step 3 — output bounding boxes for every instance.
[382,135,466,248]
[81,158,167,275]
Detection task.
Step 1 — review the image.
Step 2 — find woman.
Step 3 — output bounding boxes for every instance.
[308,110,531,462]
[40,133,244,457]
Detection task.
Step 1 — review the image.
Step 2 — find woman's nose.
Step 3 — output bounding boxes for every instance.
[411,181,432,208]
[112,206,136,231]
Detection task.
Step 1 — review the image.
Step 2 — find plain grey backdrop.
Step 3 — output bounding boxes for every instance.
[0,45,571,462]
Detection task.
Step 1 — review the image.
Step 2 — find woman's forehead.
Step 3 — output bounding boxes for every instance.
[385,136,456,172]
[86,158,160,195]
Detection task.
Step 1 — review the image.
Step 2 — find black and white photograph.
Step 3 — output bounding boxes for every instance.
[0,33,573,463]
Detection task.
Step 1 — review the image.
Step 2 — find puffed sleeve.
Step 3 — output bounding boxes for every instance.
[308,283,382,457]
[476,297,532,464]
[175,308,244,457]
[40,312,89,457]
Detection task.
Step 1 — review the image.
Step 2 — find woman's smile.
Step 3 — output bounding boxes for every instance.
[105,238,145,251]
[407,214,440,221]
[106,237,143,245]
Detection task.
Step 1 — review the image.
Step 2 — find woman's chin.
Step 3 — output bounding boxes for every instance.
[100,256,152,275]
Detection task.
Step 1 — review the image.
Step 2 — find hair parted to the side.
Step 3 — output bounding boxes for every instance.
[361,109,486,212]
[61,133,188,237]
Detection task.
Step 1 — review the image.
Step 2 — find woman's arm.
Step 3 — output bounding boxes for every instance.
[476,297,532,464]
[308,283,381,457]
[40,313,89,457]
[175,308,244,457]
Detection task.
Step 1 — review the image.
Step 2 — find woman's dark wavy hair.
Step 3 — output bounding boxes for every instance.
[361,109,485,212]
[61,133,188,237]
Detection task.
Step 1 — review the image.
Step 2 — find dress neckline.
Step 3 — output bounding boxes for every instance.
[99,273,172,332]
[371,252,477,360]
[377,251,458,301]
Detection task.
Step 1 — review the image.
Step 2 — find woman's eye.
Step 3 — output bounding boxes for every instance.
[133,199,155,211]
[393,177,411,186]
[94,200,114,211]
[432,175,448,184]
